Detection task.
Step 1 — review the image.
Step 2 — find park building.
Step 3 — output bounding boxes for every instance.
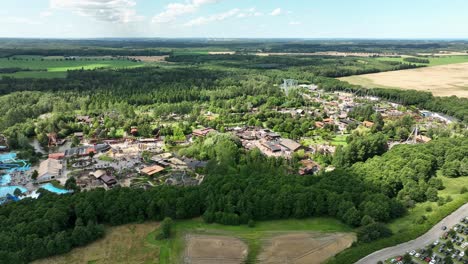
[37,158,63,183]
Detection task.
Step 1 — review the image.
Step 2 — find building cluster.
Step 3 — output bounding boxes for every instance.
[22,87,459,193]
[229,127,302,158]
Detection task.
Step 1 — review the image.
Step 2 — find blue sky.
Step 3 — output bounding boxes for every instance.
[0,0,467,38]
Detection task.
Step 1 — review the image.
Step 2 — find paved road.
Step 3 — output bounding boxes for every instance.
[356,202,468,264]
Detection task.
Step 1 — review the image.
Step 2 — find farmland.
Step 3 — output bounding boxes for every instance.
[375,55,468,66]
[32,218,352,264]
[340,62,468,98]
[258,232,355,264]
[0,56,146,78]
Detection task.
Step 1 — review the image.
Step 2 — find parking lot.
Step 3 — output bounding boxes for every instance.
[388,216,468,264]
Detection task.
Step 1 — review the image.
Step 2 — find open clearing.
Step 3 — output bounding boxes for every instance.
[184,235,248,264]
[376,55,468,66]
[33,218,352,264]
[0,56,145,78]
[33,222,160,264]
[340,62,468,98]
[258,232,355,264]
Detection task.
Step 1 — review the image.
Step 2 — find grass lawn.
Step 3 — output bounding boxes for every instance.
[301,137,325,146]
[327,176,468,264]
[98,155,114,162]
[376,55,468,67]
[34,217,351,264]
[330,134,349,146]
[146,217,352,264]
[32,223,161,264]
[301,134,349,147]
[0,56,146,78]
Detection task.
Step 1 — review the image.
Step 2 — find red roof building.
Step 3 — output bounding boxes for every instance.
[48,153,65,160]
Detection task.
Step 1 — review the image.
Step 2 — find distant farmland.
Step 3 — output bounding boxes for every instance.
[340,62,468,98]
[376,55,468,66]
[0,56,146,78]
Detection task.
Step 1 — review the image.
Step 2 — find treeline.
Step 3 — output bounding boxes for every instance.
[352,138,467,203]
[403,57,430,64]
[165,54,421,76]
[266,42,447,53]
[0,67,36,74]
[0,48,170,58]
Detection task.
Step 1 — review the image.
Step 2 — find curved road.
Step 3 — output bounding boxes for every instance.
[356,202,468,264]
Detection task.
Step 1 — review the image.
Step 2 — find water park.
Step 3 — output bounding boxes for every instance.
[0,152,71,204]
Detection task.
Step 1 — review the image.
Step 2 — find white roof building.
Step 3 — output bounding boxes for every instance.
[37,159,63,183]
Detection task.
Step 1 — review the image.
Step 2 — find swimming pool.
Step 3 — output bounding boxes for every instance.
[0,186,27,197]
[0,152,30,171]
[40,183,71,194]
[0,153,16,162]
[0,174,11,185]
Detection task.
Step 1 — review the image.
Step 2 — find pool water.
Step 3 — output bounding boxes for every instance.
[0,174,11,185]
[0,186,27,197]
[40,183,71,194]
[0,153,16,162]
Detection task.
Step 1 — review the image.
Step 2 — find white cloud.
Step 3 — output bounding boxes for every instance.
[50,0,143,23]
[289,21,301,25]
[270,8,282,16]
[184,8,240,27]
[152,0,220,24]
[185,7,262,27]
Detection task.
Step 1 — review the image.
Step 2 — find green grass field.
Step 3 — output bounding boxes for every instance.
[0,56,145,78]
[376,55,468,66]
[327,176,468,264]
[330,134,349,146]
[35,217,351,264]
[150,217,352,264]
[301,134,349,147]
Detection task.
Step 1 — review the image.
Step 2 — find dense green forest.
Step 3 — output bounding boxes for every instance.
[166,54,421,76]
[0,135,466,263]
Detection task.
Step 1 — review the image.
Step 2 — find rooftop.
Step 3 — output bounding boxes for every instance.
[141,165,165,176]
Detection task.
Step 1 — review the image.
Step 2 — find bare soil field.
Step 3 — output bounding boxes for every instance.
[184,234,248,264]
[257,232,356,264]
[32,223,160,264]
[340,62,468,98]
[127,55,169,62]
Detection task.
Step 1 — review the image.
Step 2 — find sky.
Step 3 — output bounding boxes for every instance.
[0,0,467,39]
